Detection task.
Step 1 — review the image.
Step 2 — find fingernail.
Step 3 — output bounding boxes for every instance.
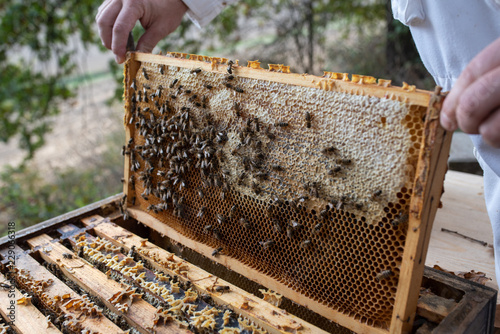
[440,113,455,131]
[115,55,124,64]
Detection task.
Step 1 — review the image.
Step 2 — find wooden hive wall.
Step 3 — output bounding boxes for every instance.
[122,52,451,334]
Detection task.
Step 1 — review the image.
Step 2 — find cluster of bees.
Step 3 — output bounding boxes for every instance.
[124,61,379,252]
[12,266,102,333]
[76,234,267,333]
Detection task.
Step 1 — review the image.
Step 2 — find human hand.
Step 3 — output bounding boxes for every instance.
[441,36,500,148]
[96,0,188,64]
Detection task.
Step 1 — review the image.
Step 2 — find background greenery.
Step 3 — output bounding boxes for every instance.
[0,0,433,236]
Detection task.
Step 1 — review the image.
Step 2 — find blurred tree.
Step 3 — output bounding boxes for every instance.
[0,0,101,160]
[158,0,387,75]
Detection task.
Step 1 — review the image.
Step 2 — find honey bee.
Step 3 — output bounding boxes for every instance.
[169,78,178,88]
[233,102,242,117]
[212,247,223,257]
[237,171,247,186]
[197,206,206,218]
[198,188,205,199]
[225,82,233,89]
[204,83,213,89]
[142,67,149,80]
[251,182,261,195]
[213,228,221,240]
[306,182,320,198]
[239,218,251,229]
[130,79,137,91]
[337,158,352,165]
[372,190,382,200]
[376,269,393,281]
[255,171,269,180]
[266,205,274,218]
[286,221,302,238]
[271,164,283,171]
[229,205,238,219]
[262,127,274,141]
[159,64,165,75]
[391,213,409,227]
[272,219,282,233]
[62,253,73,259]
[234,87,244,93]
[328,166,342,176]
[204,225,213,232]
[215,285,231,293]
[191,68,202,74]
[216,213,227,224]
[227,60,234,74]
[322,146,337,155]
[313,223,323,234]
[305,112,312,128]
[319,209,328,220]
[355,203,363,210]
[275,121,289,127]
[301,240,312,249]
[259,240,275,249]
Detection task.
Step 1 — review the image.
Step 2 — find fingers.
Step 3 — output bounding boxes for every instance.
[479,107,500,148]
[136,27,164,53]
[111,2,144,63]
[454,66,500,134]
[96,0,123,50]
[441,37,500,131]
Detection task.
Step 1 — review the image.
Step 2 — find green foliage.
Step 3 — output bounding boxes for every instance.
[0,128,124,237]
[0,0,101,159]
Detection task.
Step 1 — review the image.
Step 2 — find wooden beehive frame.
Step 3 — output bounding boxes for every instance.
[122,52,452,334]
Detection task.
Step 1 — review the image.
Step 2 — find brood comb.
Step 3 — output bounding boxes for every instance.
[122,52,451,334]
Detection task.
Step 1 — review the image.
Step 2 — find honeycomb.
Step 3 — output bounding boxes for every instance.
[123,53,437,330]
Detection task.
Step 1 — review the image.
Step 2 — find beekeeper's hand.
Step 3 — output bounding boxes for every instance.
[96,0,188,64]
[441,36,500,148]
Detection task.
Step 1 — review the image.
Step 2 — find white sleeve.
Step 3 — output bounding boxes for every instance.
[182,0,238,28]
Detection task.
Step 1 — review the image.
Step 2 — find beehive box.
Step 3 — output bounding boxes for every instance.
[120,51,453,333]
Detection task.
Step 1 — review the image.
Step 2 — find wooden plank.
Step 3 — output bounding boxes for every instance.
[428,171,497,294]
[416,293,457,323]
[130,52,433,107]
[80,215,329,334]
[126,207,387,334]
[0,273,62,334]
[122,56,141,207]
[0,245,124,334]
[390,88,453,333]
[25,234,192,334]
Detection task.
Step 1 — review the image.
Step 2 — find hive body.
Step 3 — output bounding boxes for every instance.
[123,52,450,333]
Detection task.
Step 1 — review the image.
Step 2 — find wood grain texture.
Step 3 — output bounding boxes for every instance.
[0,273,62,334]
[428,171,497,296]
